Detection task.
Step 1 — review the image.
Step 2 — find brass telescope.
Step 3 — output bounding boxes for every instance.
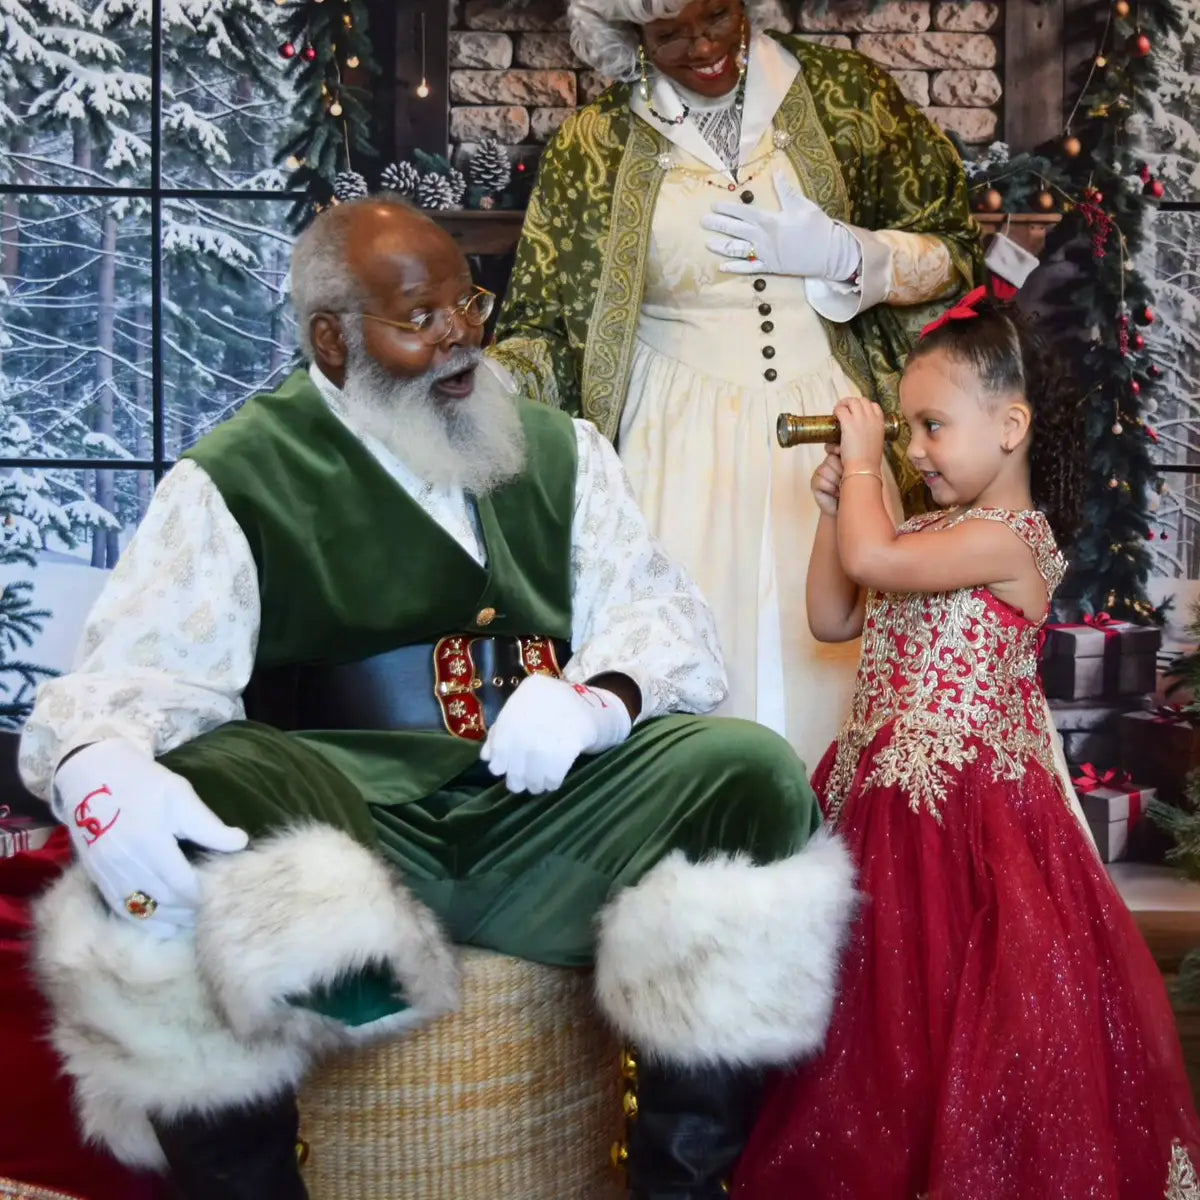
[777,412,903,447]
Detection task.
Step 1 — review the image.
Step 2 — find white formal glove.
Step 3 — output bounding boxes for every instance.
[479,675,633,795]
[52,738,249,937]
[701,169,862,282]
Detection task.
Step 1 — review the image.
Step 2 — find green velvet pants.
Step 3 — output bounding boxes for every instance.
[162,714,817,1020]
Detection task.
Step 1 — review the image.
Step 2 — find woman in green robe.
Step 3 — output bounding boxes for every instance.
[493,0,983,767]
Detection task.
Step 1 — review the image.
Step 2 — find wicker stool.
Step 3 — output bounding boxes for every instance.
[298,948,625,1200]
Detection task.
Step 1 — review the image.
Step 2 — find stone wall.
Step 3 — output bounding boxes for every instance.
[448,0,1002,168]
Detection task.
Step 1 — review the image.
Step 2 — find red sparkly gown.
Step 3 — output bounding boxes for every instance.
[733,508,1200,1200]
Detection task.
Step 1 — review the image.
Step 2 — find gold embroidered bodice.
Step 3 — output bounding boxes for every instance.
[824,508,1067,824]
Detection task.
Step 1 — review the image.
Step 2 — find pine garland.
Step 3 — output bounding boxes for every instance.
[965,0,1183,623]
[276,0,379,229]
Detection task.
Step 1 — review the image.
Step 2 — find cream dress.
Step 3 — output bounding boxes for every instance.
[618,34,1090,828]
[617,48,879,767]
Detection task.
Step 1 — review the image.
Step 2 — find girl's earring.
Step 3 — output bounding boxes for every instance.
[638,43,652,102]
[737,21,749,78]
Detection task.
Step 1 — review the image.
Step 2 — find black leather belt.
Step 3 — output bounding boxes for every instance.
[244,635,571,742]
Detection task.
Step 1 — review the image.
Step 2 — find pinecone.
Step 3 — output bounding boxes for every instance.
[468,138,511,195]
[379,160,420,197]
[415,172,458,211]
[332,170,369,201]
[447,167,467,206]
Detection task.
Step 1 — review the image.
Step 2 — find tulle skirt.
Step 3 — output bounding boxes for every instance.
[733,727,1200,1199]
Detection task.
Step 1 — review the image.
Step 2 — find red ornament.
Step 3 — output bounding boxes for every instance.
[1162,531,1170,541]
[1142,306,1155,324]
[1145,179,1165,198]
[279,41,296,58]
[1149,364,1162,378]
[1146,530,1156,540]
[1131,380,1141,395]
[1139,163,1152,183]
[302,45,317,61]
[516,162,527,172]
[1133,332,1146,350]
[1130,32,1152,57]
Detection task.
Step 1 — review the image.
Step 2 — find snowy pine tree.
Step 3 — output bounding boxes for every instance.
[1133,0,1200,578]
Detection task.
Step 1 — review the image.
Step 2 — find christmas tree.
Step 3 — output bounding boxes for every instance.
[966,0,1183,622]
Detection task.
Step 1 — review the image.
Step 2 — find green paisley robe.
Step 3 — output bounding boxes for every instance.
[493,33,984,504]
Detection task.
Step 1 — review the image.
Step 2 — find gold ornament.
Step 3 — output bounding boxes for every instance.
[622,1089,639,1118]
[611,1141,629,1168]
[342,12,352,26]
[346,54,360,68]
[1036,190,1055,211]
[981,187,1003,213]
[329,100,344,116]
[1095,55,1107,68]
[1114,0,1131,16]
[620,1048,638,1080]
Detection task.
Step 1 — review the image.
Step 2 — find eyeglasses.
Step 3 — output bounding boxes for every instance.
[644,7,741,66]
[351,286,496,346]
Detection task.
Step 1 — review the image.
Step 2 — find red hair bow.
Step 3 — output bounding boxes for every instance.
[919,279,1017,340]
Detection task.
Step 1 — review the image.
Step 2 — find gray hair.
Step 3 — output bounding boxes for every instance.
[289,194,430,360]
[567,0,779,81]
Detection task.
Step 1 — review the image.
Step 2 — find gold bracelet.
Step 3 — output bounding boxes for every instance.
[842,470,882,483]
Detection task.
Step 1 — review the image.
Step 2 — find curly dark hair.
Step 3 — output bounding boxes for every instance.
[906,294,1085,547]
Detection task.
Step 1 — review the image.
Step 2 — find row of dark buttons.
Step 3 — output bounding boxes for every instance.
[754,282,777,381]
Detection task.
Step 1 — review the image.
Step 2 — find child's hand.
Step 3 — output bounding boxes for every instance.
[811,444,843,517]
[835,396,885,471]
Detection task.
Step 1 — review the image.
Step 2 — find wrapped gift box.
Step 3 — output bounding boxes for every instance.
[1040,618,1161,701]
[1074,767,1155,863]
[1118,708,1200,806]
[1048,697,1143,771]
[0,813,56,858]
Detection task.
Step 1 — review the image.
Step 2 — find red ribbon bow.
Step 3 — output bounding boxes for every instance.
[1083,611,1119,629]
[920,285,987,339]
[1072,762,1131,791]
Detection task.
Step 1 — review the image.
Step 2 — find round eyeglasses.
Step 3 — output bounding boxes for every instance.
[352,287,496,346]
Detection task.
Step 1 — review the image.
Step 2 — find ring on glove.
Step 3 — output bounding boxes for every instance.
[125,890,158,919]
[746,244,758,261]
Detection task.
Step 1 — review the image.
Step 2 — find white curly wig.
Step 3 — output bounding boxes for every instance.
[568,0,782,82]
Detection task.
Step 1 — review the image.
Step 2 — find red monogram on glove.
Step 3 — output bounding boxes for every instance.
[73,783,120,845]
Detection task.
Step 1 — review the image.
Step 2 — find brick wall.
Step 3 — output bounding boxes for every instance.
[448,0,1002,169]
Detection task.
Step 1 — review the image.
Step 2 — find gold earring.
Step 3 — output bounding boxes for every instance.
[638,43,651,101]
[738,20,749,77]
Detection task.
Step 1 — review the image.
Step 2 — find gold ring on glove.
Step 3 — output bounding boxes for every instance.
[746,244,758,261]
[125,890,158,919]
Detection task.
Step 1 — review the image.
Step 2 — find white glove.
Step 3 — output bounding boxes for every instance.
[52,738,249,937]
[701,170,862,281]
[479,675,633,795]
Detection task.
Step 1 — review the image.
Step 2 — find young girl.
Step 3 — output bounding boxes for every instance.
[732,291,1200,1199]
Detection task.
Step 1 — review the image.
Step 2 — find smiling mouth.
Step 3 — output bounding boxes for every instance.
[691,54,729,78]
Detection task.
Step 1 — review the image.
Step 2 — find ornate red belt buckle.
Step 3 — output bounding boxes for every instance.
[433,636,486,741]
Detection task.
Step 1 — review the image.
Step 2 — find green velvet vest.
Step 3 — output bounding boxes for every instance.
[182,368,578,802]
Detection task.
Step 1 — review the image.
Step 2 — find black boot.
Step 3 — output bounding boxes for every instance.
[615,1048,764,1199]
[150,1089,309,1200]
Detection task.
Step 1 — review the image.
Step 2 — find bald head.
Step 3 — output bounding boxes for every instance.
[289,195,467,365]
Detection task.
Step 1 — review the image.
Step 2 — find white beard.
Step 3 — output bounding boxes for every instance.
[337,347,527,495]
